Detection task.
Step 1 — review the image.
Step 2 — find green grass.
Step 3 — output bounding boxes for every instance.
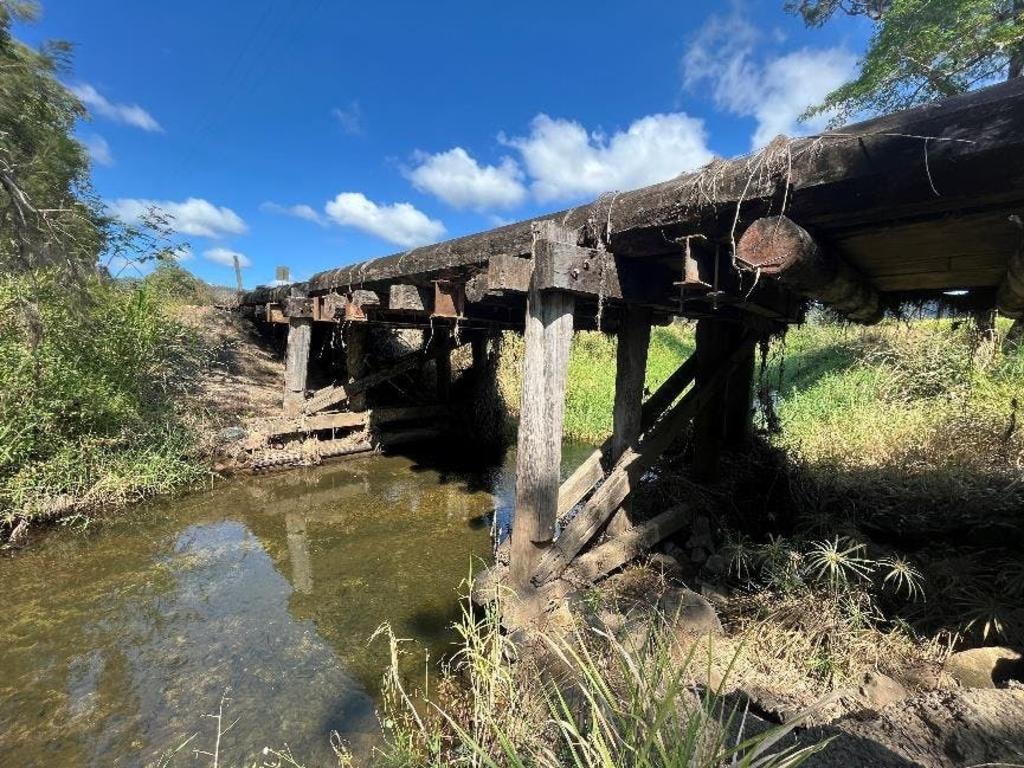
[0,270,214,540]
[498,323,696,444]
[366,591,826,768]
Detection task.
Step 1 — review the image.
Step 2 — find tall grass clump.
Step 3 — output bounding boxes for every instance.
[370,591,827,768]
[0,270,212,539]
[754,314,1024,646]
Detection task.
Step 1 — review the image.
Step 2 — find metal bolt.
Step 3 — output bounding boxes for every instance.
[570,268,580,279]
[583,260,591,270]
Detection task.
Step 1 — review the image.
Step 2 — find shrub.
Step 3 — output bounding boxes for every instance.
[0,271,210,534]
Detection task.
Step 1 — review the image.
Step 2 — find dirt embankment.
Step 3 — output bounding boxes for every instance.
[174,305,284,425]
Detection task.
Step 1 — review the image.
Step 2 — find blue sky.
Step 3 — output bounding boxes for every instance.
[17,1,871,288]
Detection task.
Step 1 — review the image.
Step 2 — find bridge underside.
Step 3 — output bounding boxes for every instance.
[236,78,1024,593]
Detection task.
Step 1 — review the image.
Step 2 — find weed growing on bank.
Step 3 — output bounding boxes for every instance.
[0,271,214,540]
[368,593,826,768]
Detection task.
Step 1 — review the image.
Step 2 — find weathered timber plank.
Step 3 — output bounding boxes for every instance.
[264,411,368,436]
[532,337,755,586]
[533,240,675,304]
[511,286,575,588]
[465,272,489,303]
[567,505,689,584]
[302,349,419,415]
[262,405,448,438]
[641,355,698,433]
[266,303,287,324]
[555,350,698,519]
[283,318,312,413]
[557,449,604,519]
[284,297,314,318]
[242,77,1024,306]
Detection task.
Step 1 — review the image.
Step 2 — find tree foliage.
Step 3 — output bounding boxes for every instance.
[788,0,1024,121]
[0,0,103,277]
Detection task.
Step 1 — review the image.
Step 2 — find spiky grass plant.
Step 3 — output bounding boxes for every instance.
[373,589,830,768]
[879,556,925,602]
[803,537,874,594]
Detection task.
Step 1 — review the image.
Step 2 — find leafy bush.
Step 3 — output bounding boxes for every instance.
[0,271,210,533]
[142,262,215,306]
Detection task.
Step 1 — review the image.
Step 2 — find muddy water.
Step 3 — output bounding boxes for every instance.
[0,444,593,767]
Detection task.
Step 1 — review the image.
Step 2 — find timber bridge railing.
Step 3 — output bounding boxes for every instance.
[236,77,1024,592]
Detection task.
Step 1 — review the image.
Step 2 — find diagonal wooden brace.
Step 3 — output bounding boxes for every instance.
[532,335,756,586]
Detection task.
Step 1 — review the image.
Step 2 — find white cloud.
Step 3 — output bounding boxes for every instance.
[260,201,327,226]
[501,113,713,203]
[331,101,364,135]
[108,197,247,238]
[69,83,162,132]
[682,13,857,149]
[82,134,113,166]
[406,147,527,210]
[324,192,445,248]
[204,247,251,268]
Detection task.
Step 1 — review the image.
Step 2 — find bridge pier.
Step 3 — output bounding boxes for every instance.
[607,305,652,535]
[345,324,369,412]
[283,317,312,414]
[510,286,575,589]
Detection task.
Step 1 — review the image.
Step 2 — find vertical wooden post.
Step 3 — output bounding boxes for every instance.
[346,324,369,411]
[511,286,575,588]
[724,342,755,447]
[471,334,488,375]
[692,319,736,482]
[283,317,312,413]
[436,326,452,403]
[607,305,652,534]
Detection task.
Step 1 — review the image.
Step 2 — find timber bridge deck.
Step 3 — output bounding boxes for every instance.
[236,78,1024,591]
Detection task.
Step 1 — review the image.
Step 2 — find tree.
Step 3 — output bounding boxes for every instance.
[0,0,104,278]
[788,0,1024,121]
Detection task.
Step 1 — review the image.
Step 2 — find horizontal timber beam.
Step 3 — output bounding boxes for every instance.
[737,215,882,324]
[241,78,1024,306]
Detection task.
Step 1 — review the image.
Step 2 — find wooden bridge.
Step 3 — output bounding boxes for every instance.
[237,78,1024,592]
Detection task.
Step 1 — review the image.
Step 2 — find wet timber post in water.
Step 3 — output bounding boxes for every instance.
[607,305,653,535]
[284,316,312,413]
[345,324,369,412]
[510,225,577,589]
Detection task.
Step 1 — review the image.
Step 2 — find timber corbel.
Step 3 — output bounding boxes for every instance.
[284,296,314,318]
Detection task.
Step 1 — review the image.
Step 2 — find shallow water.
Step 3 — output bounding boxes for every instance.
[0,443,593,767]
